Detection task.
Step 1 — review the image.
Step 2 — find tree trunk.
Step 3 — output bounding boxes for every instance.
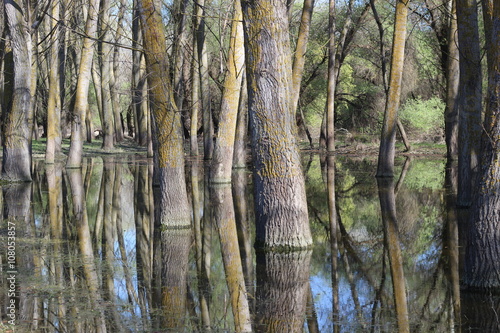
[233,74,248,168]
[196,0,213,160]
[99,0,114,150]
[445,0,459,159]
[326,0,336,152]
[211,0,245,183]
[139,0,190,226]
[376,0,409,177]
[377,177,410,333]
[132,0,148,146]
[242,0,312,249]
[255,250,312,332]
[456,0,482,207]
[2,0,33,181]
[211,183,252,332]
[290,0,315,120]
[110,0,125,143]
[67,167,107,333]
[463,0,500,288]
[67,0,100,168]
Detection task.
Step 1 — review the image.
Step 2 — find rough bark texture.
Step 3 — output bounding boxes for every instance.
[456,0,482,206]
[67,0,100,167]
[376,0,409,177]
[255,250,312,332]
[242,0,312,249]
[2,0,33,181]
[463,1,500,288]
[139,0,190,227]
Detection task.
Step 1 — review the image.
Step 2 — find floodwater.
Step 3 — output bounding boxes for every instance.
[0,153,498,332]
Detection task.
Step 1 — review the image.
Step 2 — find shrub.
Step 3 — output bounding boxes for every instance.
[398,97,444,139]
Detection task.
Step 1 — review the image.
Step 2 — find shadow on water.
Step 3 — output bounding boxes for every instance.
[1,154,500,332]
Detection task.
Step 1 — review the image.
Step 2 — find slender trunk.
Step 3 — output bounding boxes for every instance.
[376,0,409,177]
[99,0,114,150]
[445,0,459,159]
[211,0,245,183]
[377,177,409,333]
[196,0,213,159]
[325,0,336,152]
[67,0,100,167]
[110,0,125,142]
[290,0,315,119]
[211,183,252,332]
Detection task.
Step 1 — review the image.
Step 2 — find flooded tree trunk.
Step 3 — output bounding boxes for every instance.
[376,0,409,177]
[242,0,312,249]
[377,177,409,333]
[99,0,114,150]
[444,0,459,159]
[67,168,107,333]
[463,1,500,291]
[67,0,100,167]
[210,0,245,183]
[255,250,312,332]
[455,0,482,207]
[45,1,62,164]
[2,0,33,181]
[211,183,252,332]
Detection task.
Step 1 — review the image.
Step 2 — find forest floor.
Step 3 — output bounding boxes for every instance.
[29,136,447,161]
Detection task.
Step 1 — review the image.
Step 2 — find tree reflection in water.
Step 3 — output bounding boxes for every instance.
[2,155,500,331]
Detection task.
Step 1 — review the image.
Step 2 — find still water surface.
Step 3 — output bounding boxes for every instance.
[0,154,497,332]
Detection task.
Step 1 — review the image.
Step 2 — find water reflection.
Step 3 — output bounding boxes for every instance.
[2,154,500,331]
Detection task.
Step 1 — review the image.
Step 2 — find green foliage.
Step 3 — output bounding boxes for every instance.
[398,97,444,137]
[402,159,445,190]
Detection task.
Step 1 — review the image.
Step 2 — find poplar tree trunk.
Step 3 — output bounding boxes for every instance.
[99,0,114,150]
[463,1,500,290]
[376,0,409,177]
[444,0,459,159]
[326,0,336,152]
[211,0,245,183]
[290,0,315,119]
[132,0,148,146]
[456,0,482,207]
[139,0,190,227]
[110,0,125,143]
[67,0,100,168]
[2,0,33,181]
[242,0,312,249]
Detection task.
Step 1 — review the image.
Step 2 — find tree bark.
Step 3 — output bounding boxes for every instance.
[211,0,245,183]
[99,0,114,150]
[456,0,482,207]
[376,0,409,177]
[326,0,336,152]
[445,0,459,159]
[463,1,500,289]
[2,0,33,181]
[242,0,312,249]
[67,0,100,167]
